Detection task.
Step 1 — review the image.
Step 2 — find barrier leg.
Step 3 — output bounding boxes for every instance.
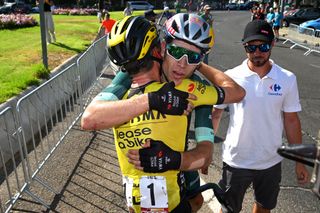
[24,189,51,209]
[34,177,61,196]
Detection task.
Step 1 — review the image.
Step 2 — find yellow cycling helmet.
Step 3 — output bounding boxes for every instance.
[107,16,159,66]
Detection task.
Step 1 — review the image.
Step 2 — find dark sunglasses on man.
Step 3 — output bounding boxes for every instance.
[166,44,204,65]
[244,43,272,53]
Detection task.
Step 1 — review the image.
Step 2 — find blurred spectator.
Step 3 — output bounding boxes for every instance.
[200,4,213,65]
[97,9,107,23]
[174,0,181,13]
[163,6,173,19]
[250,6,258,21]
[259,3,265,14]
[100,12,116,34]
[163,1,168,9]
[123,3,132,16]
[38,0,56,44]
[188,0,197,12]
[272,7,283,41]
[97,10,102,23]
[251,6,265,21]
[200,5,213,25]
[144,9,157,23]
[266,7,275,26]
[198,0,205,12]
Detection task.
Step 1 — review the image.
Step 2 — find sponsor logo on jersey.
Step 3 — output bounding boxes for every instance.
[268,84,283,96]
[116,127,151,149]
[129,110,167,124]
[117,111,167,149]
[196,82,207,94]
[188,83,195,92]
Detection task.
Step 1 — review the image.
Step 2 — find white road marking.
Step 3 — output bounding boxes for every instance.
[310,64,320,69]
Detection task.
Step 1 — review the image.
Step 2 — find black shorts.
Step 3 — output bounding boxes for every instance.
[184,171,200,198]
[219,162,282,213]
[171,197,192,213]
[273,26,280,30]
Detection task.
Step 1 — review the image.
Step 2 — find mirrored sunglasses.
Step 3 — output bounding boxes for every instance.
[244,43,271,53]
[166,44,203,65]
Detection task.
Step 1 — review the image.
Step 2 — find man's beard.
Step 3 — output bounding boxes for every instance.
[250,56,269,67]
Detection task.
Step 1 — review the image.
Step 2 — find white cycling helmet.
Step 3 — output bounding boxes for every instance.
[164,13,214,53]
[164,6,170,12]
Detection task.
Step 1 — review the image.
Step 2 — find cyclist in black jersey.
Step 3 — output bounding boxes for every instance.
[81,14,245,212]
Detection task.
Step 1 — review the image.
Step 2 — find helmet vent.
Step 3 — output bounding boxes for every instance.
[184,24,189,37]
[172,20,179,33]
[203,22,208,31]
[192,29,201,40]
[143,36,149,47]
[201,36,212,44]
[114,24,119,31]
[183,13,189,22]
[121,21,131,34]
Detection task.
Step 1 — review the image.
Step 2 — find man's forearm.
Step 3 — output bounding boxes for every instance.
[284,112,302,145]
[81,94,149,130]
[198,63,245,103]
[212,108,224,134]
[179,142,213,171]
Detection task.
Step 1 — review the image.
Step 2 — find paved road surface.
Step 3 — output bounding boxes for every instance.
[10,11,320,213]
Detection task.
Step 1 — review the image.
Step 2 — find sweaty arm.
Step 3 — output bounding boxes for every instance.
[128,78,222,172]
[284,112,310,184]
[81,72,194,130]
[81,72,141,130]
[81,94,150,130]
[211,108,224,135]
[180,142,213,171]
[197,62,245,104]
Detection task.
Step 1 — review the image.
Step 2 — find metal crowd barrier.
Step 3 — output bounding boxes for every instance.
[0,35,109,213]
[283,24,320,56]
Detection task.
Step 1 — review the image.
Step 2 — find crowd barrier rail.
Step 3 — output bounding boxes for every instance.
[0,35,108,213]
[283,24,320,56]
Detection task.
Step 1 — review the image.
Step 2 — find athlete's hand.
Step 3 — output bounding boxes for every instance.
[201,166,209,175]
[148,81,196,116]
[296,162,309,184]
[127,139,181,173]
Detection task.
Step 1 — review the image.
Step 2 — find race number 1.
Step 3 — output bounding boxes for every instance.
[123,176,134,207]
[140,176,169,212]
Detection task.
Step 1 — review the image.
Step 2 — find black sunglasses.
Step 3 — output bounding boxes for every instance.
[244,43,271,53]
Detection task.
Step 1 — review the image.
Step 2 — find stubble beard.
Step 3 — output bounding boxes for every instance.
[250,54,270,67]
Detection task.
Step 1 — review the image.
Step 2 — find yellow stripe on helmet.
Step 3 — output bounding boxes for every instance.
[208,26,215,48]
[137,25,158,60]
[108,16,132,47]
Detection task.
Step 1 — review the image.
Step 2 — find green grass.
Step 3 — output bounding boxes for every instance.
[0,10,169,104]
[0,14,101,104]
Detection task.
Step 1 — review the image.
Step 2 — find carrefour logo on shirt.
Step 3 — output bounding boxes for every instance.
[268,84,283,96]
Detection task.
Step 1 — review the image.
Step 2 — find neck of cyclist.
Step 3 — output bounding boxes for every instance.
[131,60,161,88]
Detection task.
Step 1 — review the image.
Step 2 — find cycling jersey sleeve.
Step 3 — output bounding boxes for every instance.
[194,106,214,143]
[191,74,214,143]
[93,71,131,101]
[175,79,225,107]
